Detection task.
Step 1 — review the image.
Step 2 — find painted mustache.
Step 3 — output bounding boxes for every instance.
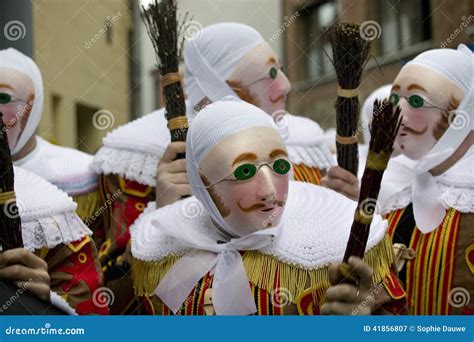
[237,199,286,213]
[269,94,285,104]
[400,124,429,136]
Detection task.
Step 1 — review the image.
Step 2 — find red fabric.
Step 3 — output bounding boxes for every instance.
[54,237,109,315]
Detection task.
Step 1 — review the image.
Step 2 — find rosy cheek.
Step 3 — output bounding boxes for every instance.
[2,103,21,125]
[228,181,260,207]
[275,175,289,198]
[402,108,427,129]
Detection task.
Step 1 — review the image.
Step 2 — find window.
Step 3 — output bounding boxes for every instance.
[105,18,113,45]
[377,0,431,55]
[301,1,338,81]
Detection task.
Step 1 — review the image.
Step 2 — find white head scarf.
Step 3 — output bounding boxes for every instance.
[155,97,282,315]
[186,96,276,237]
[361,84,392,143]
[397,44,473,232]
[183,23,264,112]
[0,48,44,155]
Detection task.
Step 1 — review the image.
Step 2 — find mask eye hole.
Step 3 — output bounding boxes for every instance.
[389,93,400,105]
[269,67,277,80]
[409,95,424,108]
[272,159,291,175]
[0,93,12,104]
[233,163,257,181]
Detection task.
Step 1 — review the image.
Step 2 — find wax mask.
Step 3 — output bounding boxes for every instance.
[228,43,291,116]
[391,64,464,160]
[0,67,34,151]
[199,126,290,236]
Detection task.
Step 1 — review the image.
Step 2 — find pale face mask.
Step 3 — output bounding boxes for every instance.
[391,64,464,161]
[228,43,291,116]
[0,67,35,151]
[199,127,290,236]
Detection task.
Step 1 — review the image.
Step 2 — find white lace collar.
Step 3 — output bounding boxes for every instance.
[14,166,91,251]
[131,181,388,269]
[380,149,474,214]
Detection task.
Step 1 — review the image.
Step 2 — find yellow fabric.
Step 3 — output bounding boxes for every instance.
[132,234,394,304]
[73,191,100,222]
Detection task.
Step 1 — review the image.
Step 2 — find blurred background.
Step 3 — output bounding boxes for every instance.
[0,0,472,154]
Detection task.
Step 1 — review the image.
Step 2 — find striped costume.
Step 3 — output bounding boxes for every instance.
[131,181,405,315]
[91,105,334,313]
[382,152,474,314]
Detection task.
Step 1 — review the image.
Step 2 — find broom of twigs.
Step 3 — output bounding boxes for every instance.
[327,23,372,176]
[0,112,23,251]
[141,0,188,151]
[338,99,402,283]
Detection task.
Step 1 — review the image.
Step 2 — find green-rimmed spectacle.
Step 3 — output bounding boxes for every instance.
[0,92,28,105]
[201,158,292,189]
[233,158,291,181]
[389,93,444,111]
[246,65,283,87]
[269,66,278,80]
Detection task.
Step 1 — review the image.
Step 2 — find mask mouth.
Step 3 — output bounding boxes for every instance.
[269,94,285,104]
[238,199,285,213]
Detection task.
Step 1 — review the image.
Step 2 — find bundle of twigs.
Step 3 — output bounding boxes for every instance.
[142,0,188,147]
[0,112,23,251]
[339,99,401,283]
[327,23,371,176]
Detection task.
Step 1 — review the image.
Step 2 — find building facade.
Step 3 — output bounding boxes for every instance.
[32,0,136,153]
[282,0,474,130]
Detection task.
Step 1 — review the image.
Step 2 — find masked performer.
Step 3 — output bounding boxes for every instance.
[0,48,102,238]
[130,98,405,315]
[0,166,107,315]
[90,23,334,299]
[0,49,107,315]
[379,44,473,315]
[321,83,420,202]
